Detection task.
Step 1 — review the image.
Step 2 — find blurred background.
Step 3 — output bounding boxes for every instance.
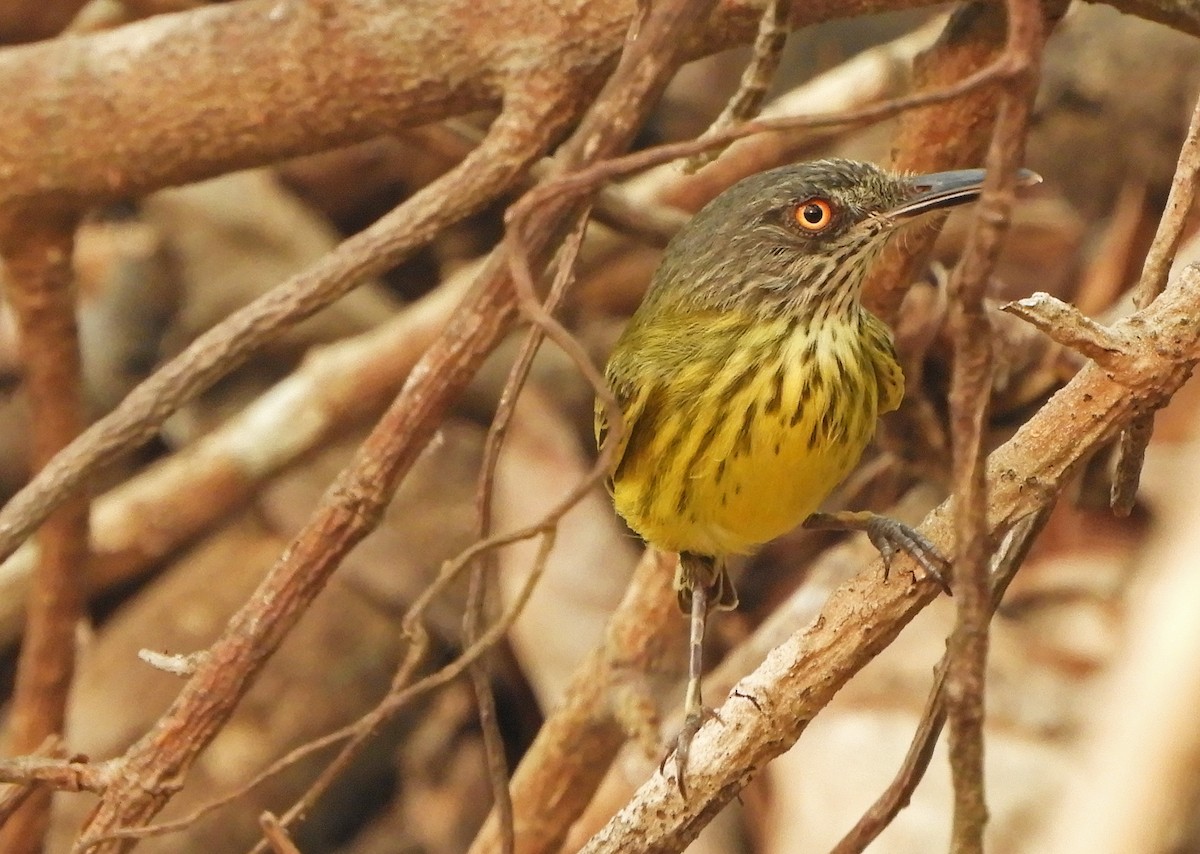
[2,3,1200,852]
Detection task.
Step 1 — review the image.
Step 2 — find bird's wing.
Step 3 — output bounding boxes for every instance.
[594,369,653,483]
[862,313,905,415]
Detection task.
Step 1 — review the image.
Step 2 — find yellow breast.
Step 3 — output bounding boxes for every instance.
[610,312,902,557]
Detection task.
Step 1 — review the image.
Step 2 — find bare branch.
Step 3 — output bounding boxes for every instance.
[0,216,89,854]
[1111,90,1200,513]
[0,749,107,795]
[1132,96,1200,309]
[1001,293,1130,370]
[0,89,569,578]
[942,0,1044,846]
[683,0,793,171]
[0,264,476,647]
[467,210,592,853]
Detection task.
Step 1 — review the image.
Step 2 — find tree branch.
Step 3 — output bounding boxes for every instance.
[1110,90,1200,513]
[942,0,1044,848]
[0,215,89,853]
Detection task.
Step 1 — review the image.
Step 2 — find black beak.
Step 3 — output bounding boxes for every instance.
[887,168,1042,219]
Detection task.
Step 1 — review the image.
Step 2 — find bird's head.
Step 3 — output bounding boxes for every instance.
[647,158,1040,316]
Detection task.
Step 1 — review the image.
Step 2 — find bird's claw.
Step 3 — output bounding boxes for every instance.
[864,515,951,594]
[805,511,951,594]
[660,704,720,797]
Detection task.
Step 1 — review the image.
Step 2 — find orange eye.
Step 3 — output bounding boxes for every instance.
[794,198,833,232]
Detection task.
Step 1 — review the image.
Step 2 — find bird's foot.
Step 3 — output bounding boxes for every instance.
[804,510,951,594]
[660,703,721,797]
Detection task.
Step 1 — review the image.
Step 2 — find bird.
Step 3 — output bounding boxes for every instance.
[594,158,1040,794]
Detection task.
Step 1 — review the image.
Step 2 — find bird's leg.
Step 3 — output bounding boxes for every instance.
[804,510,951,594]
[672,577,714,797]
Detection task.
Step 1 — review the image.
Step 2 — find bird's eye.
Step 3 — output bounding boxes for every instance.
[794,198,834,232]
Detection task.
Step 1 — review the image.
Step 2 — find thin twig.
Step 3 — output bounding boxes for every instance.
[239,530,558,854]
[524,54,1025,220]
[942,0,1044,847]
[439,120,687,246]
[258,813,302,854]
[1110,92,1200,515]
[683,0,793,172]
[864,0,1018,327]
[1131,96,1200,309]
[466,215,591,854]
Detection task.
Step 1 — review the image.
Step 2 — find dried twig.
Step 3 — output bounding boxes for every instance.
[439,120,688,246]
[0,736,73,830]
[1110,92,1200,514]
[865,1,1015,323]
[683,0,793,172]
[0,748,106,794]
[942,0,1044,847]
[0,217,89,854]
[466,216,591,854]
[257,813,302,854]
[1001,292,1129,369]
